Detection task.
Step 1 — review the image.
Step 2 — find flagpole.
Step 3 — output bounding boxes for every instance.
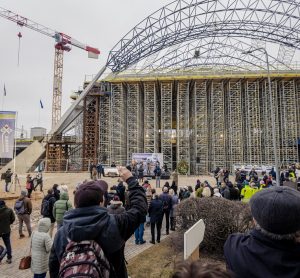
[13,112,18,193]
[38,106,41,127]
[2,84,5,111]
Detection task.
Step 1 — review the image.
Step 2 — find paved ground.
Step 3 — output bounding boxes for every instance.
[0,172,223,277]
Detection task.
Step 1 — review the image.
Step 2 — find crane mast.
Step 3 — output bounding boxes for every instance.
[0,7,100,128]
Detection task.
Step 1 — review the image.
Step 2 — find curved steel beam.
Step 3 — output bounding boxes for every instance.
[107,0,300,72]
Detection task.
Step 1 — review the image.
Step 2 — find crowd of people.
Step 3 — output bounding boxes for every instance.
[0,164,299,277]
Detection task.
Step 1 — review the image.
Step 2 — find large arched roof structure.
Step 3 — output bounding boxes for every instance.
[51,0,300,135]
[107,0,300,73]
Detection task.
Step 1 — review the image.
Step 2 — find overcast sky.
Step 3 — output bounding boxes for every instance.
[0,0,170,134]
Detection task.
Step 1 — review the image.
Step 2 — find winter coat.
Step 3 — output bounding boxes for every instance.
[224,229,300,278]
[172,171,178,187]
[138,166,144,179]
[53,192,72,224]
[148,198,163,223]
[116,182,126,204]
[41,193,56,223]
[4,170,12,183]
[31,218,52,274]
[170,195,179,218]
[159,192,172,212]
[0,205,15,234]
[16,196,32,215]
[49,177,147,278]
[53,188,60,201]
[107,204,126,215]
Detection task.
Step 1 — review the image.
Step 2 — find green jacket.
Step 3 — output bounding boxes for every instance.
[0,205,15,234]
[53,192,72,223]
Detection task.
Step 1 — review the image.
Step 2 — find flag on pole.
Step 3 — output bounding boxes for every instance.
[3,84,6,96]
[40,99,44,109]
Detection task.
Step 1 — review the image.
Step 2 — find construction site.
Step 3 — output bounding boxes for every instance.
[2,0,300,174]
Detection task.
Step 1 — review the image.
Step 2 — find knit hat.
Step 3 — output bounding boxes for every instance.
[250,186,300,235]
[74,180,108,208]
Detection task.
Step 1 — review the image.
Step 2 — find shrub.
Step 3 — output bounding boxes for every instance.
[173,197,253,256]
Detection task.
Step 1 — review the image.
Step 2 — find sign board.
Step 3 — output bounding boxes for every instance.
[0,111,16,158]
[132,153,163,175]
[184,219,205,260]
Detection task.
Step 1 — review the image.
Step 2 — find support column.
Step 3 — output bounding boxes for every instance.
[144,82,159,153]
[161,82,173,170]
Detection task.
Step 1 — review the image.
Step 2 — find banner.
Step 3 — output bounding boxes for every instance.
[0,111,16,158]
[132,153,163,175]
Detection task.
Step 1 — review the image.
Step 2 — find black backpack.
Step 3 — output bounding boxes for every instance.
[41,197,51,216]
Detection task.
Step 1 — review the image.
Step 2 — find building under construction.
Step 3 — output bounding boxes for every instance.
[45,0,300,173]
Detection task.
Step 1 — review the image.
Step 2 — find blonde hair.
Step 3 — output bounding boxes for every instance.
[202,187,212,197]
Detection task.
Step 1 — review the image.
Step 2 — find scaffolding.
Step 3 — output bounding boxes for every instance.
[244,81,262,165]
[126,83,144,162]
[190,81,208,174]
[161,82,173,169]
[82,95,99,170]
[210,81,226,170]
[177,81,190,172]
[227,81,243,167]
[99,94,111,165]
[279,80,298,165]
[144,82,159,153]
[261,80,280,165]
[110,83,127,166]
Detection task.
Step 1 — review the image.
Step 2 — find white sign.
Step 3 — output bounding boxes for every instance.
[184,219,205,260]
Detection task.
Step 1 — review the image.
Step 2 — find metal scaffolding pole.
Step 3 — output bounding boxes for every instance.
[262,80,280,168]
[177,81,190,173]
[110,83,127,166]
[227,81,243,168]
[279,80,298,166]
[126,83,144,162]
[144,82,159,153]
[161,82,173,170]
[210,81,226,170]
[190,81,208,174]
[99,94,111,165]
[244,81,262,165]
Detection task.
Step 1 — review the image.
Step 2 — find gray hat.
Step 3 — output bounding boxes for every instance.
[20,190,27,196]
[250,186,300,235]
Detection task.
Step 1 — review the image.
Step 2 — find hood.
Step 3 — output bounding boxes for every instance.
[38,218,51,233]
[0,206,8,214]
[63,206,124,254]
[59,192,69,200]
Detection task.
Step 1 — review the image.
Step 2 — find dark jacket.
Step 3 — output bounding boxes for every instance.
[53,188,60,201]
[49,177,147,278]
[224,229,300,278]
[148,198,163,223]
[0,205,15,234]
[4,170,12,183]
[116,182,126,204]
[159,192,172,211]
[41,193,56,223]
